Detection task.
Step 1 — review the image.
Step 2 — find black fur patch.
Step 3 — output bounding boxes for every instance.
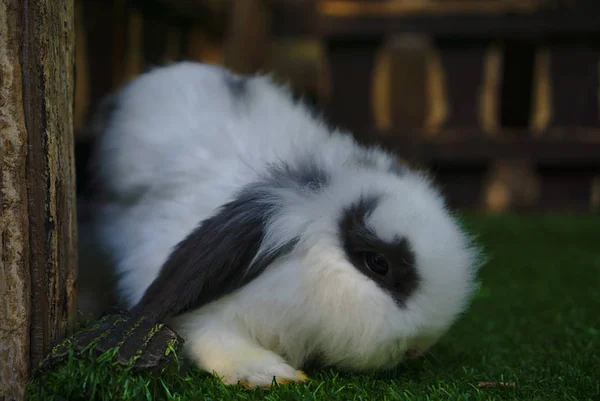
[353,148,407,177]
[132,157,331,321]
[267,158,330,193]
[352,149,379,170]
[133,182,296,321]
[339,196,419,306]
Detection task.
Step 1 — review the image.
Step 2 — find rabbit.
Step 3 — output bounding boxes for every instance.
[78,61,482,388]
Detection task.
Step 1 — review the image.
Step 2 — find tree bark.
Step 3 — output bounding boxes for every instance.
[0,2,31,399]
[0,1,76,400]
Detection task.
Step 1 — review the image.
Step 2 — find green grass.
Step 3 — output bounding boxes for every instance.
[26,213,600,401]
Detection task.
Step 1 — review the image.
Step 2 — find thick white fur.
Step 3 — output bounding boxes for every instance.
[81,61,481,387]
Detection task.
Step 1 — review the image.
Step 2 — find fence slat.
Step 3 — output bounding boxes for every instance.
[549,44,600,129]
[325,37,383,142]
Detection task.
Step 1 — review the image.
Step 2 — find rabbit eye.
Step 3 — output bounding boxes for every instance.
[363,252,389,276]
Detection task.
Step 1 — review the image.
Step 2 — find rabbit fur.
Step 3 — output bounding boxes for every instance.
[78,61,482,388]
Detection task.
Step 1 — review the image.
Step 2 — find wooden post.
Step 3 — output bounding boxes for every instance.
[435,38,489,132]
[224,0,271,74]
[547,43,599,129]
[0,0,76,400]
[325,37,383,143]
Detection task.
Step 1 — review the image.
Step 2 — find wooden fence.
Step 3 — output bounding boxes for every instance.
[300,0,600,212]
[73,0,600,212]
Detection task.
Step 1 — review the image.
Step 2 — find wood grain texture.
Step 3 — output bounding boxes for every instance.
[0,0,76,399]
[21,0,77,371]
[0,2,31,399]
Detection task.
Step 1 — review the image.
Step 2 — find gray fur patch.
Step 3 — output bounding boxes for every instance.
[223,72,248,101]
[388,161,408,177]
[267,158,330,193]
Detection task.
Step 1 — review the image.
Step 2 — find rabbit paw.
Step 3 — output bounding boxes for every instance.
[185,326,309,388]
[226,363,308,389]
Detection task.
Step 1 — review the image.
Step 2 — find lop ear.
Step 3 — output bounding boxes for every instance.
[133,185,296,321]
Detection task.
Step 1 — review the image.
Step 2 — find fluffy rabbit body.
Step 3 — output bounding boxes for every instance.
[81,61,481,387]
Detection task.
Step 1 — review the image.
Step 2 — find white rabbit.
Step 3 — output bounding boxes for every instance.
[79,61,482,388]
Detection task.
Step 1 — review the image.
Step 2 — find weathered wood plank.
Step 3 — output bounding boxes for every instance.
[368,130,600,164]
[316,12,600,38]
[0,2,31,400]
[548,43,600,128]
[270,1,600,37]
[21,0,77,371]
[0,0,76,399]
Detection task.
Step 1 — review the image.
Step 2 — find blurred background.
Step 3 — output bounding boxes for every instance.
[74,0,600,213]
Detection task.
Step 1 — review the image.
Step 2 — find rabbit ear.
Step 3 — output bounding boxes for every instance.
[132,184,296,321]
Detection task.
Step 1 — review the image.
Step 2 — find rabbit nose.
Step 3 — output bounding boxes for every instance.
[405,348,422,359]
